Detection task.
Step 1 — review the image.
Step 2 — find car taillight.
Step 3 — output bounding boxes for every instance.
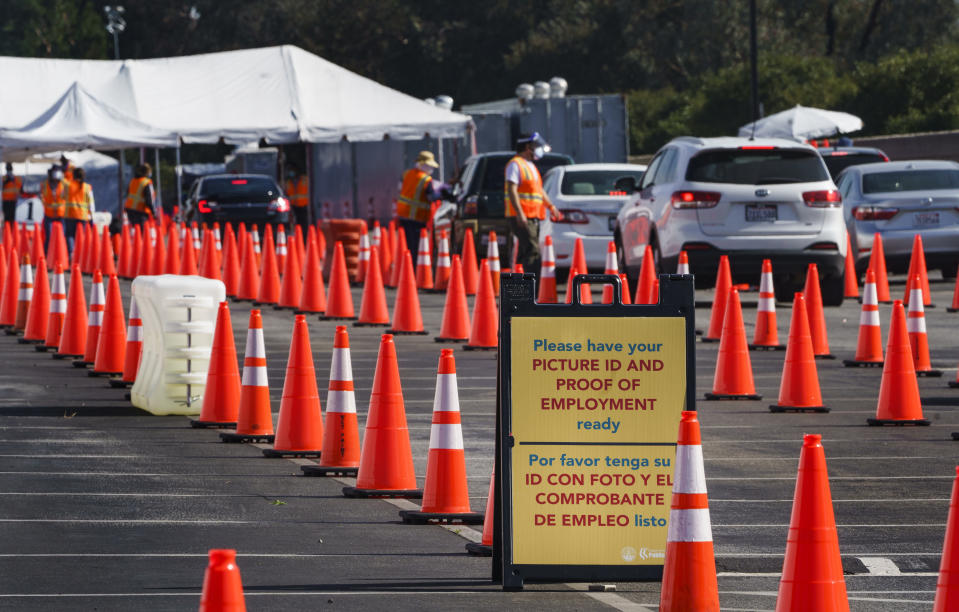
[807,242,839,250]
[556,209,589,224]
[671,191,721,209]
[269,197,290,213]
[197,199,215,214]
[802,189,842,207]
[464,195,478,216]
[880,153,890,162]
[607,190,628,196]
[853,206,898,221]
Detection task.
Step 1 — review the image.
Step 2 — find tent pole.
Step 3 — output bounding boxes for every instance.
[306,142,314,225]
[154,148,162,217]
[175,143,182,222]
[118,149,125,219]
[437,137,445,182]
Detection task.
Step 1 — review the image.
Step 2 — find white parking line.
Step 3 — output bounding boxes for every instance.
[858,557,902,576]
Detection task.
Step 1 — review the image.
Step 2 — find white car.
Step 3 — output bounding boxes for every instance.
[542,163,647,275]
[615,136,847,305]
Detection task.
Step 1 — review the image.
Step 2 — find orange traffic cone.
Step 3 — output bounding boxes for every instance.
[537,234,557,303]
[487,231,501,296]
[111,296,142,388]
[297,232,326,314]
[868,232,891,303]
[461,227,479,295]
[122,225,139,277]
[619,273,632,304]
[803,263,834,359]
[21,253,49,344]
[400,349,483,524]
[415,228,434,290]
[301,326,360,477]
[90,274,126,376]
[39,263,66,352]
[750,259,783,350]
[343,334,422,498]
[355,223,370,285]
[843,234,859,299]
[276,234,303,309]
[676,249,690,275]
[73,223,88,270]
[465,259,499,351]
[264,314,323,457]
[116,226,132,278]
[135,223,152,278]
[149,223,164,276]
[200,230,222,281]
[54,264,87,359]
[0,249,18,329]
[388,250,427,335]
[179,227,199,276]
[907,278,942,377]
[659,410,720,612]
[769,293,828,413]
[775,434,849,612]
[254,226,280,304]
[435,255,470,343]
[191,302,241,428]
[843,268,884,368]
[948,263,959,312]
[601,241,618,304]
[275,224,288,273]
[433,230,451,292]
[904,234,933,308]
[388,228,407,288]
[47,221,69,272]
[571,237,588,277]
[160,223,177,275]
[235,233,259,301]
[704,255,732,342]
[379,221,392,278]
[705,289,761,400]
[198,549,246,612]
[634,244,657,304]
[867,300,930,425]
[97,226,116,277]
[220,309,274,443]
[355,244,390,327]
[321,241,356,320]
[466,471,495,555]
[250,223,261,265]
[221,224,240,296]
[565,262,592,304]
[12,253,33,333]
[74,270,105,367]
[934,466,959,611]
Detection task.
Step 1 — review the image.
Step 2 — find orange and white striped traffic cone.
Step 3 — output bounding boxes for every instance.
[659,410,719,612]
[433,230,451,292]
[676,250,689,275]
[73,270,104,368]
[39,263,67,352]
[843,268,883,368]
[111,297,143,388]
[601,241,618,304]
[537,235,557,303]
[750,259,783,350]
[302,326,361,477]
[415,228,434,290]
[11,253,33,334]
[907,276,942,377]
[276,224,288,272]
[487,231,501,296]
[220,309,275,443]
[400,348,483,525]
[355,223,370,285]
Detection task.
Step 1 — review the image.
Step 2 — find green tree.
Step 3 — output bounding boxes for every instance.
[0,0,106,58]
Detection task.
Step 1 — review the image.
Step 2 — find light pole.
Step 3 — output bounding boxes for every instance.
[105,6,126,216]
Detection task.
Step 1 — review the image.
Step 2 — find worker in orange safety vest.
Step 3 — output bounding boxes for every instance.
[65,167,95,254]
[397,150,445,252]
[505,132,561,270]
[285,165,310,231]
[41,165,69,244]
[124,163,156,226]
[2,162,24,224]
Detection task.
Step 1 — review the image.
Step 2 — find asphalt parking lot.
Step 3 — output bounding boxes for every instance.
[0,270,957,611]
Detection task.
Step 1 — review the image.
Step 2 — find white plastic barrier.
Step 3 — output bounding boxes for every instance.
[130,275,225,416]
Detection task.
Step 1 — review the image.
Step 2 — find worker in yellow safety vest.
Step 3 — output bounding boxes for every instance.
[41,165,69,243]
[285,165,310,230]
[396,150,443,252]
[124,163,156,226]
[505,132,561,270]
[2,162,24,223]
[65,167,95,254]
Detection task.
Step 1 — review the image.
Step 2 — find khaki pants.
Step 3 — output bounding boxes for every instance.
[508,217,540,271]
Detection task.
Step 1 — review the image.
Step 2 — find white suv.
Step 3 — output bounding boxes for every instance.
[614,136,847,305]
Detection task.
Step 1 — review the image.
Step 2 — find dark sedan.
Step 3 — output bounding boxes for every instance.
[184,174,290,229]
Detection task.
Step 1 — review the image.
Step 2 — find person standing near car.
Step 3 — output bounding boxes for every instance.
[285,165,310,231]
[2,163,24,223]
[396,151,443,251]
[41,165,69,243]
[124,163,156,226]
[505,133,561,270]
[65,167,94,254]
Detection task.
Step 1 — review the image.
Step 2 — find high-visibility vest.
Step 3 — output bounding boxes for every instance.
[124,177,154,215]
[504,156,545,220]
[286,176,309,208]
[41,180,69,218]
[66,181,93,221]
[63,164,74,182]
[2,176,22,203]
[396,168,432,223]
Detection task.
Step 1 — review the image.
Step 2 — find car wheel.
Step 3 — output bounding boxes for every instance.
[773,275,799,304]
[942,263,958,281]
[821,274,844,307]
[614,235,634,293]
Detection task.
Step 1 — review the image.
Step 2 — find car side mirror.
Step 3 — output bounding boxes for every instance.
[614,176,638,193]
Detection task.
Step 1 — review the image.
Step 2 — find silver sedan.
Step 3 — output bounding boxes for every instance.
[836,160,959,279]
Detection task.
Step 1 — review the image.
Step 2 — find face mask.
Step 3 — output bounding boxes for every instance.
[533,146,545,160]
[417,163,435,174]
[51,171,63,180]
[287,172,296,179]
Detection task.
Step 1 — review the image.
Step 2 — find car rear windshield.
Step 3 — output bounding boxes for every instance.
[822,152,886,179]
[686,149,829,185]
[560,170,645,196]
[861,169,959,194]
[201,177,280,203]
[479,156,571,192]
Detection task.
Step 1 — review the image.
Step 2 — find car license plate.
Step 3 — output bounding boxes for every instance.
[913,212,939,226]
[608,217,616,231]
[745,204,777,222]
